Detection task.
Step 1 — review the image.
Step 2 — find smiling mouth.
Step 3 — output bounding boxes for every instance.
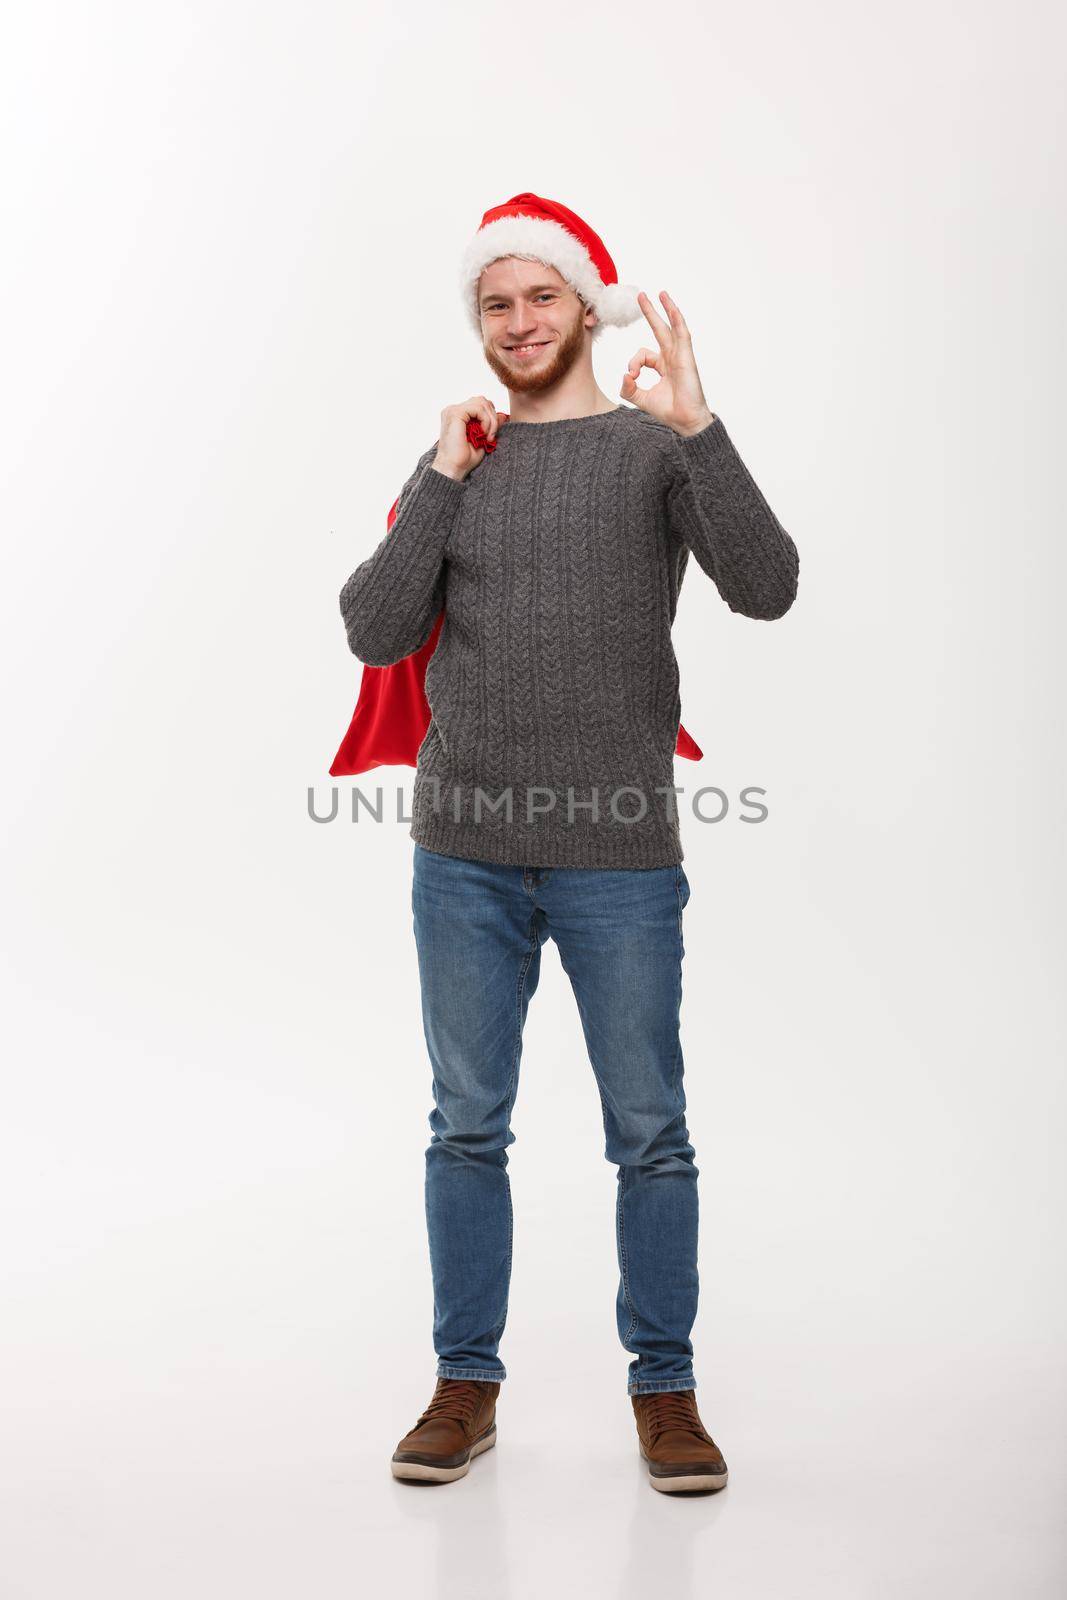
[505,342,550,356]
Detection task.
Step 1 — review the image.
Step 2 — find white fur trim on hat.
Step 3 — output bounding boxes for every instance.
[460,214,643,340]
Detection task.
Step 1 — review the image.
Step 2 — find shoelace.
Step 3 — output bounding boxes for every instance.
[639,1390,706,1446]
[418,1380,485,1431]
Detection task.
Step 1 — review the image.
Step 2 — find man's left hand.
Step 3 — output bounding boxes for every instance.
[620,290,716,438]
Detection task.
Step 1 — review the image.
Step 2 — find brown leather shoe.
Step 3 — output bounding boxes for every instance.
[391,1377,500,1483]
[631,1389,729,1493]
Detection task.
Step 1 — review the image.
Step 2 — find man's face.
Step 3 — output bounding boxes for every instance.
[478,259,595,393]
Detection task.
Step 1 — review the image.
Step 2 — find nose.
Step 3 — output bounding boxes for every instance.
[505,302,541,341]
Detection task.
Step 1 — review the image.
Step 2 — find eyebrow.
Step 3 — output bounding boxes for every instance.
[479,284,563,307]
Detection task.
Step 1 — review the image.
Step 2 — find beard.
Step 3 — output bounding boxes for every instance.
[481,303,591,393]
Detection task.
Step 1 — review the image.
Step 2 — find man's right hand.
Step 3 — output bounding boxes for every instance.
[432,398,507,481]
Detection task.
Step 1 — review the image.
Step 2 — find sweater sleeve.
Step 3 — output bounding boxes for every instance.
[339,443,467,666]
[665,416,799,620]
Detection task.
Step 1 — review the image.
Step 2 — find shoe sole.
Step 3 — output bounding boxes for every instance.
[640,1443,728,1494]
[391,1424,497,1483]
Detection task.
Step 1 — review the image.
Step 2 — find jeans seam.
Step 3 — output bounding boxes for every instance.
[628,1379,697,1394]
[488,924,538,1345]
[673,867,687,1110]
[437,1363,507,1382]
[617,1167,640,1346]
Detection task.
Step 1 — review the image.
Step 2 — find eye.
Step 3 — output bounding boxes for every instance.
[484,294,555,312]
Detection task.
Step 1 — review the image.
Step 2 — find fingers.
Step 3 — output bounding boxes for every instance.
[619,369,647,408]
[475,394,496,440]
[626,347,663,378]
[637,289,672,351]
[455,396,495,427]
[452,396,497,455]
[622,347,663,411]
[659,290,692,340]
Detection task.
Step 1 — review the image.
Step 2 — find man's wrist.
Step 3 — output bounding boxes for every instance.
[672,410,717,439]
[430,457,467,483]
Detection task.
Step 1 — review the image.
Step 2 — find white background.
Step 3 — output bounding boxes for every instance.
[2,2,1064,1595]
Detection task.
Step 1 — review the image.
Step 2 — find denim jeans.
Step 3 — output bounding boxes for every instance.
[411,842,699,1395]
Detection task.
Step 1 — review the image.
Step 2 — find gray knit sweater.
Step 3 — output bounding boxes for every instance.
[339,405,798,868]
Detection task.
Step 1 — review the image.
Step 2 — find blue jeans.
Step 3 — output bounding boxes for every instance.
[411,842,699,1395]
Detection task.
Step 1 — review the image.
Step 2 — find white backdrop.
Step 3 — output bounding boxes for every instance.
[2,2,1064,1596]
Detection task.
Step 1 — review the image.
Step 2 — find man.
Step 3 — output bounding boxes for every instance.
[339,193,799,1494]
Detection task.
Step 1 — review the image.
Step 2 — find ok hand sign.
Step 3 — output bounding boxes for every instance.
[620,290,716,438]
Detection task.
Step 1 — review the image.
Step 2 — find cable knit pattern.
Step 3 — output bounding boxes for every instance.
[339,406,798,868]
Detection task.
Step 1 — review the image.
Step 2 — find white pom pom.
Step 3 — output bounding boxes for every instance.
[595,281,643,328]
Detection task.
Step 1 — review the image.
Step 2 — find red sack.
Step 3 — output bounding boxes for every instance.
[330,417,703,776]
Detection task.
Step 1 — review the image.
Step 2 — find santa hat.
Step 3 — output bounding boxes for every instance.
[459,191,644,340]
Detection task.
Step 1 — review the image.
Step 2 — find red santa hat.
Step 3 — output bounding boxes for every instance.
[459,191,644,340]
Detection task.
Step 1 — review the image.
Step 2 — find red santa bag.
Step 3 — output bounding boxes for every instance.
[330,417,703,777]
